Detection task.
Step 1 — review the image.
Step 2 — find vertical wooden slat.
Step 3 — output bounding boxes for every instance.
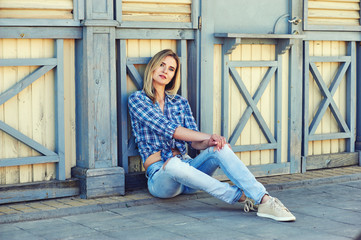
[31,39,45,182]
[63,39,76,179]
[44,39,56,180]
[322,41,331,154]
[4,39,20,184]
[330,41,340,153]
[275,44,282,164]
[213,44,222,137]
[177,39,187,98]
[17,39,33,183]
[304,41,310,157]
[250,45,261,165]
[55,39,65,180]
[346,41,356,152]
[0,40,5,184]
[281,50,289,164]
[263,44,274,165]
[230,45,242,161]
[118,39,129,173]
[221,44,229,141]
[313,41,322,155]
[240,44,251,165]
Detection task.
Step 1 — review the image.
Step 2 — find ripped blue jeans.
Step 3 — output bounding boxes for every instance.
[146,145,267,204]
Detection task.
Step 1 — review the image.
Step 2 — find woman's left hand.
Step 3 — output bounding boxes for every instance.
[208,134,228,151]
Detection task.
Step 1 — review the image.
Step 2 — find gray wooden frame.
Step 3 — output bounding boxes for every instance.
[0,39,66,180]
[212,33,304,176]
[303,41,356,158]
[116,39,190,173]
[303,0,361,32]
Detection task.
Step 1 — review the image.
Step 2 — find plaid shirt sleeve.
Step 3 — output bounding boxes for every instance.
[183,99,198,132]
[128,91,180,141]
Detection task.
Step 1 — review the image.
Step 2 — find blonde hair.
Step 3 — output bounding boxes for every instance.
[143,49,181,103]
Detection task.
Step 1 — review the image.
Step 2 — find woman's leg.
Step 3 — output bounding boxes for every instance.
[185,145,267,204]
[148,156,242,204]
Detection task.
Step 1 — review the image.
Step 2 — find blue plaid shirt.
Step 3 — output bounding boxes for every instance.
[128,90,198,163]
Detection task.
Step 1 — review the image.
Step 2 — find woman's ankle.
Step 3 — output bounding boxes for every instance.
[261,194,270,204]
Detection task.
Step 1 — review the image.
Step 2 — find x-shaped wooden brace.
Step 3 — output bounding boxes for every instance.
[0,64,58,161]
[228,66,277,145]
[308,61,351,135]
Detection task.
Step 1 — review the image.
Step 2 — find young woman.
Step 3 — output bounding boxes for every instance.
[128,49,296,222]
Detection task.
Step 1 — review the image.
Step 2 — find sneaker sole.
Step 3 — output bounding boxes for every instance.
[257,212,296,222]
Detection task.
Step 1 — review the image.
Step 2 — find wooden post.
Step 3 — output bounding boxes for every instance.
[355,42,361,151]
[72,0,124,198]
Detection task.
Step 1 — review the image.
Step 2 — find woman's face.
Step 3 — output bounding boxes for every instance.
[152,56,177,89]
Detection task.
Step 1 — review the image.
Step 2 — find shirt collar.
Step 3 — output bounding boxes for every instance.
[165,92,177,105]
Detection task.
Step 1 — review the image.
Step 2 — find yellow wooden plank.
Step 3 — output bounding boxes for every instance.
[249,45,261,165]
[309,1,360,10]
[213,44,222,137]
[0,0,73,10]
[3,39,20,184]
[63,39,76,179]
[17,39,33,183]
[337,41,347,153]
[123,0,192,4]
[123,3,191,14]
[308,18,359,25]
[0,9,73,19]
[44,39,56,181]
[321,41,332,154]
[240,44,252,165]
[312,41,322,155]
[31,39,46,182]
[0,39,6,184]
[281,50,289,163]
[122,13,191,22]
[330,43,340,153]
[309,9,360,19]
[309,0,359,2]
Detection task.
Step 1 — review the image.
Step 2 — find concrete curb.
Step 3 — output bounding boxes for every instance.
[1,173,361,224]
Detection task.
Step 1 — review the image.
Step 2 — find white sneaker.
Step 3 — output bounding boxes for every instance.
[257,197,296,222]
[240,197,258,212]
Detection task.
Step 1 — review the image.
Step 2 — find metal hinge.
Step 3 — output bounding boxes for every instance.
[198,16,202,29]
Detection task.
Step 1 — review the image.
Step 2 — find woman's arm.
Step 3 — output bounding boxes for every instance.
[173,126,227,151]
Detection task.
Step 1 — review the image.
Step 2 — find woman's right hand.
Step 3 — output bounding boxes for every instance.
[208,134,228,151]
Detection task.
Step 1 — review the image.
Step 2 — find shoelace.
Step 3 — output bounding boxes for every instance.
[270,197,291,213]
[242,198,257,213]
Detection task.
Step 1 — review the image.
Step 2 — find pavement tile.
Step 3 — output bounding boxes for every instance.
[40,200,73,209]
[24,202,56,211]
[110,203,165,216]
[0,229,46,240]
[92,197,118,204]
[102,225,187,240]
[60,232,117,240]
[63,210,143,231]
[0,206,21,214]
[55,198,88,207]
[7,204,38,213]
[288,212,361,239]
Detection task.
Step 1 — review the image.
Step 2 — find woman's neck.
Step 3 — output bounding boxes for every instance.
[154,85,166,103]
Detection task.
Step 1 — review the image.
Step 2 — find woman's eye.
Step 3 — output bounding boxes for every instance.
[169,68,175,72]
[160,63,164,67]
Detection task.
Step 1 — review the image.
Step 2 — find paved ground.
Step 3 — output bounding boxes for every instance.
[1,166,361,240]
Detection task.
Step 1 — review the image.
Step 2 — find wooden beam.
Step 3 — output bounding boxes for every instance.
[306,152,359,170]
[0,179,79,204]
